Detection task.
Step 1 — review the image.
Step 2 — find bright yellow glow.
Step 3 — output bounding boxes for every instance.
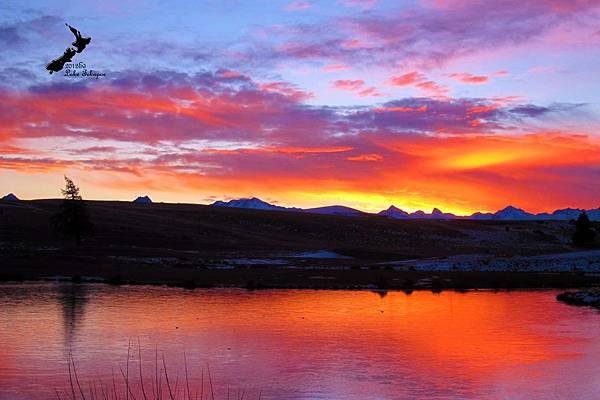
[447,148,537,169]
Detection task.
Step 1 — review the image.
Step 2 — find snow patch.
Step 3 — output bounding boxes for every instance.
[288,250,353,259]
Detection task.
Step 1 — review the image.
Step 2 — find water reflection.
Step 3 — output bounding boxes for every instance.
[370,289,388,298]
[56,283,88,347]
[0,284,598,400]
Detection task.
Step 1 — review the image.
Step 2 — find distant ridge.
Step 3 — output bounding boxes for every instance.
[210,197,600,221]
[378,206,456,219]
[380,204,600,221]
[211,198,362,216]
[1,193,19,201]
[133,195,152,204]
[304,205,365,217]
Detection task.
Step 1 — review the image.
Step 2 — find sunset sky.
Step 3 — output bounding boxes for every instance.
[1,0,599,214]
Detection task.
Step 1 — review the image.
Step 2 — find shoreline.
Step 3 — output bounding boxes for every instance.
[2,261,599,291]
[0,277,592,294]
[2,200,599,292]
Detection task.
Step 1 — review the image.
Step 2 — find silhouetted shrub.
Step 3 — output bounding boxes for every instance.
[572,212,596,246]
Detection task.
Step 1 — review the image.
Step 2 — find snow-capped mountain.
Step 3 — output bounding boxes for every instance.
[1,193,19,201]
[211,197,290,211]
[133,195,153,204]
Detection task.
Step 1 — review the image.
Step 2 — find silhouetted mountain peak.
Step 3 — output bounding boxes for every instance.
[494,205,532,219]
[378,205,409,218]
[133,195,152,204]
[1,193,19,201]
[500,205,523,212]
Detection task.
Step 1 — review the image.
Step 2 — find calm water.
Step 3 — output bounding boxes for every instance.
[0,284,599,400]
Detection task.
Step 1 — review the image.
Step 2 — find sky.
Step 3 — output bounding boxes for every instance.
[1,0,599,214]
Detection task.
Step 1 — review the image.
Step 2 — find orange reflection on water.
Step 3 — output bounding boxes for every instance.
[0,284,599,399]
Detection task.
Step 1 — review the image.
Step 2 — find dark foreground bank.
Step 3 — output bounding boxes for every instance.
[2,259,599,291]
[2,199,599,290]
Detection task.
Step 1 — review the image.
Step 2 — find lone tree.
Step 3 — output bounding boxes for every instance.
[572,211,596,247]
[52,176,93,246]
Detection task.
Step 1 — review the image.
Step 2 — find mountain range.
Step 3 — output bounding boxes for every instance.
[212,198,600,221]
[2,193,598,221]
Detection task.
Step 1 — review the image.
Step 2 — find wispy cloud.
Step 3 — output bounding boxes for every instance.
[332,79,382,97]
[285,1,313,11]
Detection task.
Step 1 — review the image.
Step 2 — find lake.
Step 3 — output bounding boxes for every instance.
[0,283,598,399]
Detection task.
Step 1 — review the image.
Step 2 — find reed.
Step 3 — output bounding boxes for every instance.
[57,342,261,400]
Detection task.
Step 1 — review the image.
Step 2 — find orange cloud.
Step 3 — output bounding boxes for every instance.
[1,76,599,215]
[346,153,383,161]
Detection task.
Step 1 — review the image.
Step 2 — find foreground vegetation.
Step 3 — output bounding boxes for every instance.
[59,343,260,400]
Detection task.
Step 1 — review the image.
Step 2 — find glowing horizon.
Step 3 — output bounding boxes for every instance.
[1,0,600,214]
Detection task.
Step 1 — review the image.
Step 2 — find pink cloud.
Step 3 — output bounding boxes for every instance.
[449,73,489,84]
[259,81,314,101]
[332,79,381,96]
[388,72,426,86]
[339,0,377,9]
[218,70,246,79]
[285,1,312,11]
[253,0,600,72]
[333,79,365,91]
[321,63,350,72]
[374,105,428,113]
[388,71,448,96]
[357,87,382,97]
[341,39,370,49]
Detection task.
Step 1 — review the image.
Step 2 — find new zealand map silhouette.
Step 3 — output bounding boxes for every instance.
[46,23,92,74]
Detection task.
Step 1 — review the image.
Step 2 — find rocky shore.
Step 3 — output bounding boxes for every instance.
[557,288,600,308]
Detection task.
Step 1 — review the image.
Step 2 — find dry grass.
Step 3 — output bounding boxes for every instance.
[56,340,261,400]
